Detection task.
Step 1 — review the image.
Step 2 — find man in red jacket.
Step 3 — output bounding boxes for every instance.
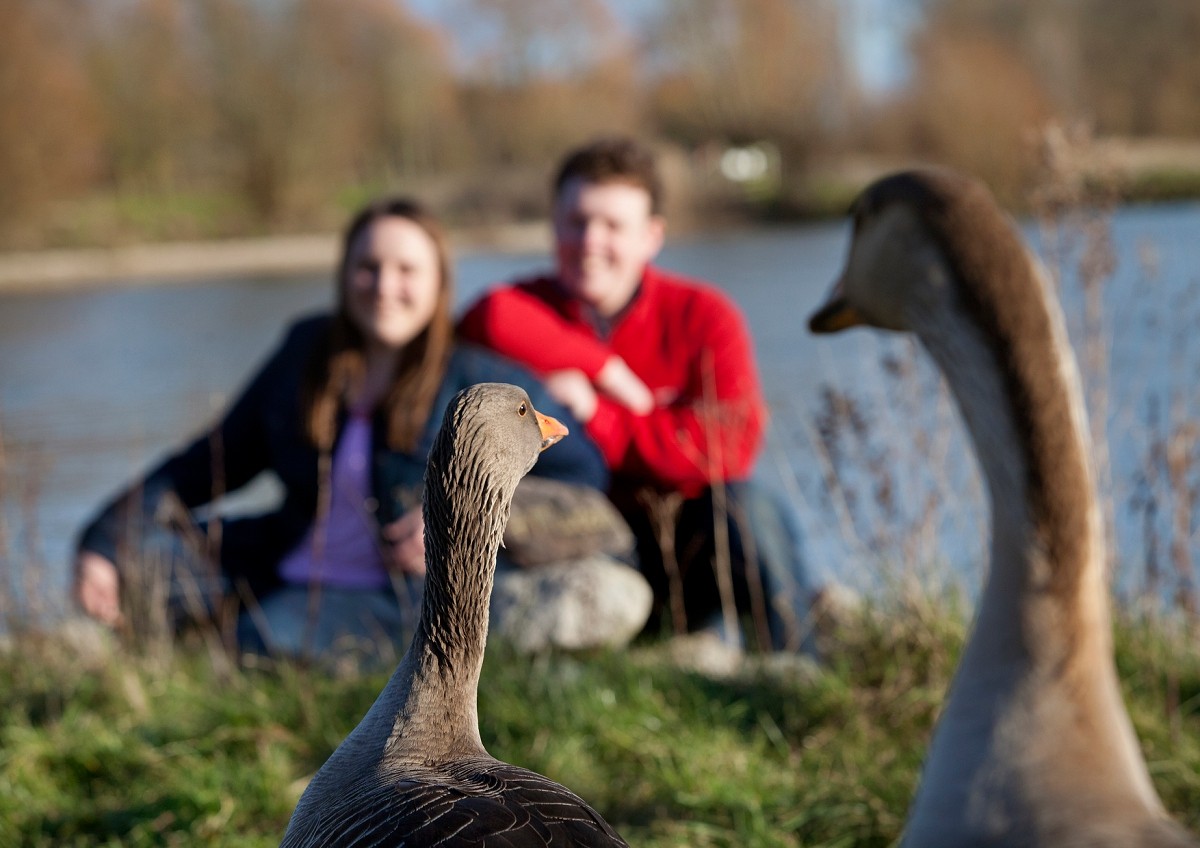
[459,136,812,651]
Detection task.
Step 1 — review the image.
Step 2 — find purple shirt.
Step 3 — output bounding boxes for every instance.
[278,411,390,589]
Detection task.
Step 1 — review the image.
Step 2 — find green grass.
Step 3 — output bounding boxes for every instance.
[1120,167,1200,205]
[38,191,257,249]
[1,603,1197,847]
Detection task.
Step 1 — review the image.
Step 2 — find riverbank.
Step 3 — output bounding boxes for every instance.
[5,138,1198,294]
[0,222,552,294]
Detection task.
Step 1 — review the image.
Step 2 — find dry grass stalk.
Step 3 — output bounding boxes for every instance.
[800,341,978,603]
[697,348,741,648]
[636,487,687,637]
[1165,419,1198,616]
[794,122,1198,620]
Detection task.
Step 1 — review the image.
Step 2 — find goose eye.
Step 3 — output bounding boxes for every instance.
[517,402,527,417]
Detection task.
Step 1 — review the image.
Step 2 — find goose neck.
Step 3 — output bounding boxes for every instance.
[912,280,1106,658]
[417,456,510,680]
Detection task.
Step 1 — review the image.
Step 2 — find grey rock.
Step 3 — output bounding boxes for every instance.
[649,631,823,684]
[504,478,635,567]
[490,555,652,653]
[660,631,744,677]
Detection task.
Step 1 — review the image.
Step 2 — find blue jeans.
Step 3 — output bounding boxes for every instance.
[112,507,424,662]
[611,479,815,652]
[235,581,423,662]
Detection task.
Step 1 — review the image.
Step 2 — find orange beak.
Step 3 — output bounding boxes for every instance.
[809,296,867,333]
[535,410,569,451]
[808,276,867,334]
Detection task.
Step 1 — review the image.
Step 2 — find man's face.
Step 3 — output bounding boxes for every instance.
[552,177,664,317]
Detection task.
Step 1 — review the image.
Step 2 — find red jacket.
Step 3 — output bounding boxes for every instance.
[458,266,766,497]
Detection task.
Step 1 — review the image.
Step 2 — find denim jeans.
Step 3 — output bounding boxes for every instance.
[111,505,424,662]
[611,479,815,652]
[235,580,423,662]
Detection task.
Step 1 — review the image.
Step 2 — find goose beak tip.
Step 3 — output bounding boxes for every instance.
[809,296,866,334]
[536,411,569,451]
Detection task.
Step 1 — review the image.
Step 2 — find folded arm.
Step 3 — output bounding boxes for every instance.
[459,286,653,413]
[588,329,766,491]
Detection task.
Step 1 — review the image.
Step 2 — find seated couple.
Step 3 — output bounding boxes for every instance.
[74,137,817,662]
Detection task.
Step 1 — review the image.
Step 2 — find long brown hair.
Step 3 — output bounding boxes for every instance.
[302,197,455,453]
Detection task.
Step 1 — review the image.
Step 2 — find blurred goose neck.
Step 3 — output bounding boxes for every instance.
[375,435,513,763]
[911,252,1106,664]
[417,443,509,685]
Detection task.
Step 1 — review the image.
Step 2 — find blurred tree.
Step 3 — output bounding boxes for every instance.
[444,0,628,85]
[922,0,1200,138]
[10,0,1197,248]
[192,0,463,225]
[284,0,465,202]
[448,0,641,169]
[897,24,1055,204]
[0,0,101,241]
[1075,0,1200,137]
[644,0,840,168]
[359,5,467,179]
[194,0,300,222]
[87,0,207,194]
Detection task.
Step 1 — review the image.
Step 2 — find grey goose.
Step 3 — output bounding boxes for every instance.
[281,383,629,847]
[810,169,1196,847]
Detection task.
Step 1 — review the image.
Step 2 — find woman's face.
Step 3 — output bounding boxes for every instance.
[343,216,442,351]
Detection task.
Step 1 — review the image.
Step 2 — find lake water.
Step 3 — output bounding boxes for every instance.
[3,202,1199,616]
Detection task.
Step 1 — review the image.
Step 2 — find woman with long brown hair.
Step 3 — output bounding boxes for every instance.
[73,197,608,659]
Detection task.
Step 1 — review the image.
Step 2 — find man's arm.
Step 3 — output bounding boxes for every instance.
[458,285,611,377]
[459,285,653,414]
[588,296,766,491]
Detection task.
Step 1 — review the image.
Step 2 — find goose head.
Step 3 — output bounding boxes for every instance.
[429,382,568,497]
[809,168,992,336]
[417,381,570,667]
[421,381,569,594]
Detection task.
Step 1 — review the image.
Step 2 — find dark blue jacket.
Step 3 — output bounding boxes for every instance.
[78,314,607,597]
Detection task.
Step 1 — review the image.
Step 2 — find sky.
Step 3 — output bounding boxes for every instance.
[406,0,918,96]
[843,0,918,94]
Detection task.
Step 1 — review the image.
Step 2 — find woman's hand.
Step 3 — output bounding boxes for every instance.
[74,551,123,625]
[382,510,426,576]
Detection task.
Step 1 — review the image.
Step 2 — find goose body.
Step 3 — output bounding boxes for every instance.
[281,383,628,847]
[809,169,1196,847]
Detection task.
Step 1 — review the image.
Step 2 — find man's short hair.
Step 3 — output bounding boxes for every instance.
[552,136,663,215]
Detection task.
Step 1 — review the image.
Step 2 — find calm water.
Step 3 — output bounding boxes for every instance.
[3,202,1199,613]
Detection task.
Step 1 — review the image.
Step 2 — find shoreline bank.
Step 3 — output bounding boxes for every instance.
[0,222,551,294]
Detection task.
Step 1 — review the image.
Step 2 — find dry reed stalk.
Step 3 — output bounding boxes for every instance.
[796,396,873,566]
[0,416,15,634]
[1165,418,1198,616]
[636,487,687,636]
[647,349,779,649]
[801,344,975,604]
[1032,123,1199,618]
[300,448,332,661]
[697,348,741,648]
[668,349,776,649]
[1132,397,1166,609]
[1128,397,1199,620]
[10,445,53,630]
